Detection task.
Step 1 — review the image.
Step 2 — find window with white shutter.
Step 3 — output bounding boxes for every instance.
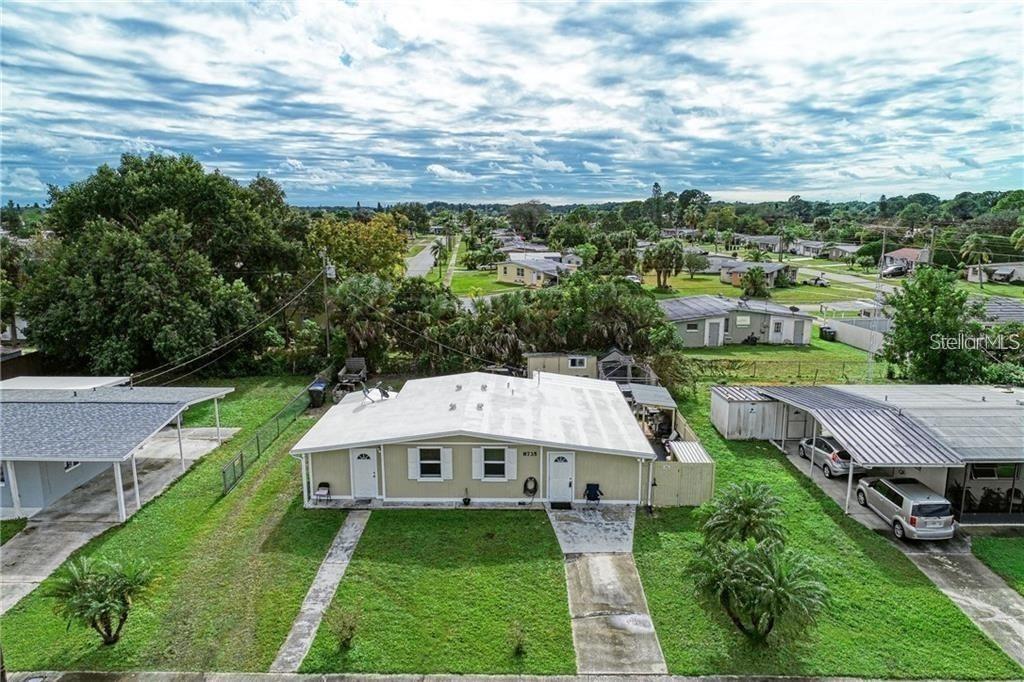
[505,448,517,480]
[472,447,484,480]
[440,448,453,480]
[482,447,506,479]
[418,448,442,479]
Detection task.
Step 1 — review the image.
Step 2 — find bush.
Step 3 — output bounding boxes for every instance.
[48,556,155,645]
[325,606,360,651]
[983,361,1024,386]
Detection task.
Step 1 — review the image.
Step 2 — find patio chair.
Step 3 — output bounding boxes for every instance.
[584,483,603,508]
[313,481,331,505]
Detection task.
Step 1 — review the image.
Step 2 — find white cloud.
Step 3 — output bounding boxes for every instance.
[1,167,46,193]
[582,160,602,173]
[426,163,476,181]
[530,155,572,172]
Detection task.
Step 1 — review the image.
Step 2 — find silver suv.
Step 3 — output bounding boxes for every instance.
[856,477,956,541]
[798,436,865,479]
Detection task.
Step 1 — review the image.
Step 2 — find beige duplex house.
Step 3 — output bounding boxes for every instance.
[290,371,657,506]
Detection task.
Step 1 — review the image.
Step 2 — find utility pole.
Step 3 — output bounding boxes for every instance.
[321,251,335,358]
[928,225,937,266]
[866,226,887,382]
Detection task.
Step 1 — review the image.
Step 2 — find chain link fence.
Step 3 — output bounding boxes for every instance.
[221,381,315,495]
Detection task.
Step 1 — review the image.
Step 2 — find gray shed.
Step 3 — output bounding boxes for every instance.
[710,385,782,440]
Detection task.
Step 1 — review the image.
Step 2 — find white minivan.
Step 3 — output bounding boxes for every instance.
[856,477,957,541]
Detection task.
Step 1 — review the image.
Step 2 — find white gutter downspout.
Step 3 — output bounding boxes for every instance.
[647,457,655,508]
[379,443,386,501]
[636,459,643,505]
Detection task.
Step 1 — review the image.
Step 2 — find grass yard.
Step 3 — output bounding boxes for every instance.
[1,376,347,673]
[633,390,1022,679]
[972,534,1024,596]
[957,280,1024,300]
[447,269,522,297]
[645,273,874,305]
[1,517,27,545]
[300,510,575,675]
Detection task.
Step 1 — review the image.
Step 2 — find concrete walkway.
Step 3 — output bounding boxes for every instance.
[10,674,998,682]
[270,510,371,672]
[780,445,1024,667]
[442,236,462,286]
[0,428,237,615]
[546,505,667,675]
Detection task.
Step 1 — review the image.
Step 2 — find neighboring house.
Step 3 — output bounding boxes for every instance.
[506,250,562,262]
[710,384,1024,525]
[660,228,698,239]
[0,381,232,521]
[523,352,597,378]
[521,348,658,385]
[498,241,553,254]
[826,243,860,260]
[793,239,827,257]
[290,372,660,506]
[660,295,813,347]
[967,261,1024,284]
[560,252,584,267]
[496,258,563,287]
[719,261,796,288]
[744,235,783,253]
[882,247,930,270]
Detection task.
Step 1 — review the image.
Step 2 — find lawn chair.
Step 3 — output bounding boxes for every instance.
[584,483,603,508]
[313,481,331,505]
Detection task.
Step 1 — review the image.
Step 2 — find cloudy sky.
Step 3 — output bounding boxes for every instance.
[2,1,1022,206]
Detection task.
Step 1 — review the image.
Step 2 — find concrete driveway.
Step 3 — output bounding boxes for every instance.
[0,427,237,615]
[780,444,1024,667]
[547,505,667,675]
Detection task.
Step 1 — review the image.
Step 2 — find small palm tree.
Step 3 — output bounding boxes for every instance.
[740,267,771,298]
[429,238,448,279]
[700,482,786,546]
[49,556,155,645]
[745,248,770,263]
[960,233,992,290]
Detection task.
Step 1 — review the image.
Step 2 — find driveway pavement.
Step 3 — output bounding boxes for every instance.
[547,505,667,675]
[779,443,1024,667]
[0,428,237,615]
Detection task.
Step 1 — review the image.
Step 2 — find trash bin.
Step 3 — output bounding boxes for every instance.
[819,326,837,342]
[308,378,329,407]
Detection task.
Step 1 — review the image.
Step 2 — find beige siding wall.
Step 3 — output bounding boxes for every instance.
[573,450,645,502]
[308,449,352,497]
[497,263,550,287]
[649,461,714,506]
[525,355,598,378]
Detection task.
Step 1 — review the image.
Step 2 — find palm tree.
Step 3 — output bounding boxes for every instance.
[740,267,770,298]
[960,233,992,290]
[745,248,770,263]
[429,238,448,280]
[48,556,154,645]
[700,482,786,546]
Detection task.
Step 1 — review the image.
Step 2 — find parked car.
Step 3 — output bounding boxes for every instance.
[625,274,642,284]
[881,264,907,278]
[797,436,865,478]
[856,477,957,541]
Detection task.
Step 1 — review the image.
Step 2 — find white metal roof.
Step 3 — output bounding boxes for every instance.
[625,383,677,409]
[667,440,714,464]
[0,376,128,390]
[292,371,655,458]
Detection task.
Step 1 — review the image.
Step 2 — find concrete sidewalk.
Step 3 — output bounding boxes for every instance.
[9,672,995,682]
[270,510,371,672]
[0,428,237,615]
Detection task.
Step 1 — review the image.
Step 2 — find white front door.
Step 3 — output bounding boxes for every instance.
[547,452,574,503]
[351,448,378,498]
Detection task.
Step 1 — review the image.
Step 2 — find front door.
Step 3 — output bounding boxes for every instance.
[351,448,378,498]
[707,321,722,346]
[547,452,574,503]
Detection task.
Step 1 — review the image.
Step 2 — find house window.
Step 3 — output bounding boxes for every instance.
[736,315,750,327]
[64,461,81,472]
[0,463,5,486]
[724,318,730,333]
[418,448,442,479]
[773,322,783,333]
[568,356,587,368]
[516,267,525,277]
[685,322,699,332]
[502,266,508,274]
[483,448,506,479]
[971,463,1018,480]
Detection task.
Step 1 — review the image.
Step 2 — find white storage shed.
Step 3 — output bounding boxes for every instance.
[710,385,782,440]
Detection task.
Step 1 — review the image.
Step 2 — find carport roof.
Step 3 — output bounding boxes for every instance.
[624,383,676,409]
[756,386,964,468]
[0,385,233,461]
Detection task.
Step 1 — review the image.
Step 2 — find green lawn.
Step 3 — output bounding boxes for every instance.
[300,510,575,675]
[957,280,1024,300]
[972,535,1024,596]
[406,240,429,258]
[2,376,347,673]
[645,273,874,305]
[1,517,27,545]
[634,390,1022,679]
[447,269,522,297]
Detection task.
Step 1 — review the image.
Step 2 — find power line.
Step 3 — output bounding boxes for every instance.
[135,270,324,385]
